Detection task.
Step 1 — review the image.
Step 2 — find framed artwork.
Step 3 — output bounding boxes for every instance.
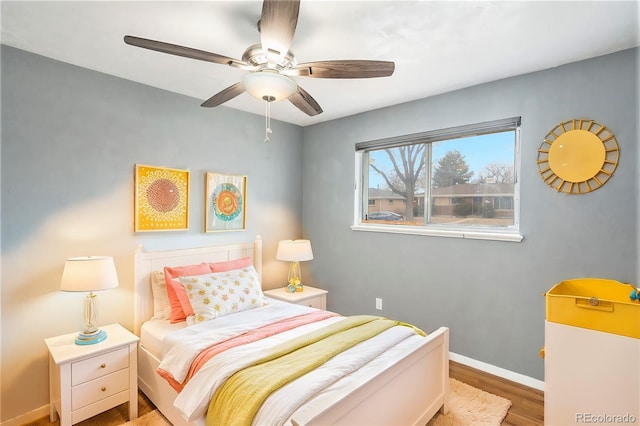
[205,172,247,232]
[134,164,190,232]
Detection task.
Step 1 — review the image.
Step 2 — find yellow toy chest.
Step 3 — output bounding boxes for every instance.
[545,278,640,339]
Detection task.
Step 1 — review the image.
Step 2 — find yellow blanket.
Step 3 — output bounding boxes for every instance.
[206,315,422,426]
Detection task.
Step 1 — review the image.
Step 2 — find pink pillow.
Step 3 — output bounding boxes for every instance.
[208,257,253,272]
[164,264,211,323]
[171,278,195,319]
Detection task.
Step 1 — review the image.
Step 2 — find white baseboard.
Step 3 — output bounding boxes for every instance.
[0,405,49,426]
[450,351,545,391]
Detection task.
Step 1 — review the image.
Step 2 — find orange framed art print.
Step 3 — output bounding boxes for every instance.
[205,172,246,232]
[134,164,190,232]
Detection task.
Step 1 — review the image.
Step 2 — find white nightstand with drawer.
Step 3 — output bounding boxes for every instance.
[45,323,139,426]
[264,285,328,310]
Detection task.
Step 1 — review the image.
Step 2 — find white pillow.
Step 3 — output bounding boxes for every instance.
[178,266,264,325]
[151,270,171,320]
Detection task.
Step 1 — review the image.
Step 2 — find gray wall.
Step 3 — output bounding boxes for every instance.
[0,46,303,422]
[302,48,638,381]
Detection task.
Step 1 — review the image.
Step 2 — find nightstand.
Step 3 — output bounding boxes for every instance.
[264,285,328,310]
[44,323,139,426]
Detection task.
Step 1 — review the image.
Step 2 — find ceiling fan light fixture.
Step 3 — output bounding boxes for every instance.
[242,71,297,102]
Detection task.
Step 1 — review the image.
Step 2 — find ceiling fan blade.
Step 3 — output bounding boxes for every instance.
[124,35,247,69]
[289,85,323,116]
[259,0,300,57]
[201,82,246,108]
[290,60,395,78]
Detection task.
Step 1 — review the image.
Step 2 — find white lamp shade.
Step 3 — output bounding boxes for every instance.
[242,71,297,102]
[60,256,120,292]
[276,240,313,262]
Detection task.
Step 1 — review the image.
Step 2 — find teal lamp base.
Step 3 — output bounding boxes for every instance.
[75,329,107,345]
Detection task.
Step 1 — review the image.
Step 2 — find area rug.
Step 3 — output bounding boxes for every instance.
[122,378,510,426]
[427,378,512,426]
[123,409,171,426]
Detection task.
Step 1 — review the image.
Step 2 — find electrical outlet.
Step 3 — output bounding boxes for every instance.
[375,298,383,310]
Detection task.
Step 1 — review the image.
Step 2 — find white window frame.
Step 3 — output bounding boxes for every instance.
[352,117,523,242]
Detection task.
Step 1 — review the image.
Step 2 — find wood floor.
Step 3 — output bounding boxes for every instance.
[29,360,544,426]
[449,360,544,425]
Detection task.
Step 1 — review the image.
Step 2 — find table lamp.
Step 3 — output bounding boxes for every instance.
[276,240,313,293]
[60,256,119,345]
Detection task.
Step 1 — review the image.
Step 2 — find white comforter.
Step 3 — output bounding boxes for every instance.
[158,299,425,425]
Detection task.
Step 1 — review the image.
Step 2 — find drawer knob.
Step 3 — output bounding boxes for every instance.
[101,386,107,392]
[100,363,106,369]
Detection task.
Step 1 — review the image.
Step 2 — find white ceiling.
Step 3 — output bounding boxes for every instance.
[2,1,638,127]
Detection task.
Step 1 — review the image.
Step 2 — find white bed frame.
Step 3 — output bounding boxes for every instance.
[134,236,449,426]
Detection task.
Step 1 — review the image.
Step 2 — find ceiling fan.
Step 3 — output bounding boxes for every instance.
[123,0,395,118]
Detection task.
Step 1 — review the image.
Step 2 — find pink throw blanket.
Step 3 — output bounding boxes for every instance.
[157,310,338,391]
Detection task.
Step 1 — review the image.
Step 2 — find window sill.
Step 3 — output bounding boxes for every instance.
[350,224,524,242]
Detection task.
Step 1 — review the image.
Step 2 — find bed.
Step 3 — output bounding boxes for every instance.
[134,236,449,425]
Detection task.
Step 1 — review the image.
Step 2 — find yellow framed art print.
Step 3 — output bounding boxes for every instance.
[205,172,247,232]
[134,164,190,232]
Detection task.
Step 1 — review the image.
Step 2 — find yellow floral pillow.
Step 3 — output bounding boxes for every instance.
[178,266,264,324]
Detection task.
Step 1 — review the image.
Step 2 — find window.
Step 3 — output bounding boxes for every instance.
[353,117,522,242]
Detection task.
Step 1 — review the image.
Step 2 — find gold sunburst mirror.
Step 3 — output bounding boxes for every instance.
[537,119,619,194]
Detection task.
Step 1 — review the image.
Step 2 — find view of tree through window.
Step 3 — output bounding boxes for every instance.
[357,118,520,233]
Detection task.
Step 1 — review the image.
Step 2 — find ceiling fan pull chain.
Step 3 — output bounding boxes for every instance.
[264,100,273,142]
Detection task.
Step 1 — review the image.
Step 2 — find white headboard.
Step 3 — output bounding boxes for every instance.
[133,235,263,335]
